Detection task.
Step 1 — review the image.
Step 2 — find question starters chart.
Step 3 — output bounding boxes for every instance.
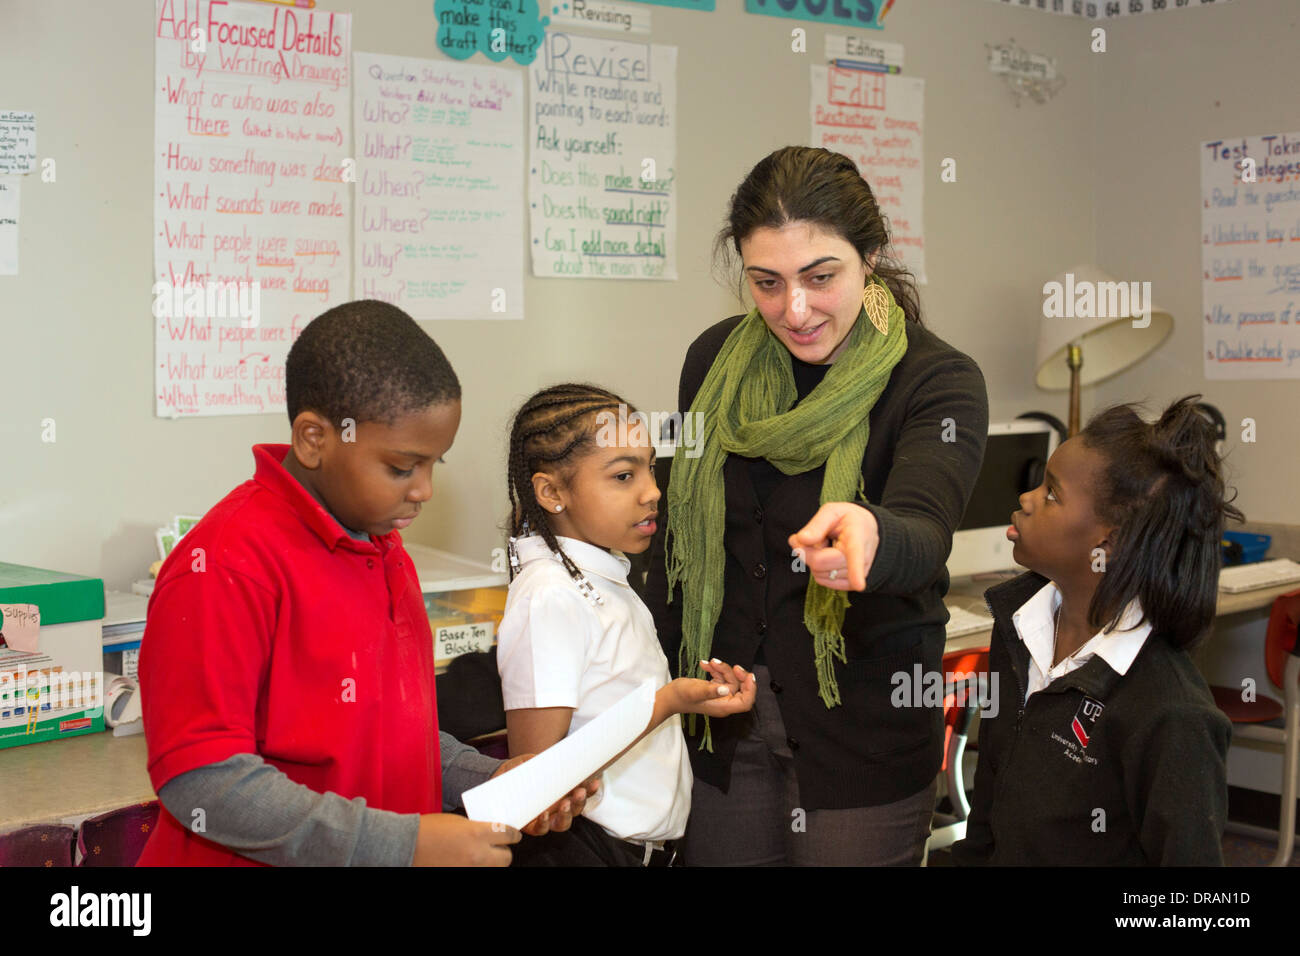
[811,65,924,283]
[354,53,524,319]
[529,32,677,279]
[153,0,352,417]
[1201,129,1300,379]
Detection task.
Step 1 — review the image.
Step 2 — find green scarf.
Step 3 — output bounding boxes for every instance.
[665,276,908,744]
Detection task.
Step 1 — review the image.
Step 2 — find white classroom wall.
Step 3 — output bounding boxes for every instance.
[1089,6,1298,522]
[0,0,1289,589]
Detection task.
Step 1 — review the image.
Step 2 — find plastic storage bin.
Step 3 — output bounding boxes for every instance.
[1222,531,1270,565]
[405,545,508,670]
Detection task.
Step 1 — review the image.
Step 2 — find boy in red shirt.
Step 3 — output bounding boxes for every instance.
[138,300,590,866]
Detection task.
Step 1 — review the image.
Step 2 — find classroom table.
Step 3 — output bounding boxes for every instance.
[0,732,152,833]
[943,571,1300,653]
[4,522,1297,835]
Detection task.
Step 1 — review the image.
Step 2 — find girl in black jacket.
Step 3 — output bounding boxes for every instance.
[953,396,1239,866]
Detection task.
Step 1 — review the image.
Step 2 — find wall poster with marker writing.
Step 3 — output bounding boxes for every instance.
[529,32,677,280]
[811,65,925,283]
[153,0,352,418]
[1201,129,1300,380]
[353,51,524,319]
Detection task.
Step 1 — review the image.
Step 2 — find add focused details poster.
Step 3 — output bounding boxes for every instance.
[153,0,352,417]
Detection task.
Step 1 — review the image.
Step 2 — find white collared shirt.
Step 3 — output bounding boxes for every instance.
[1011,581,1153,701]
[496,534,691,843]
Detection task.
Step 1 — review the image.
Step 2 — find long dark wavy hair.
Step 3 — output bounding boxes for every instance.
[1081,395,1244,649]
[713,146,924,328]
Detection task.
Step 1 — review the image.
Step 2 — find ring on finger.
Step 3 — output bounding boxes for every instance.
[829,568,838,581]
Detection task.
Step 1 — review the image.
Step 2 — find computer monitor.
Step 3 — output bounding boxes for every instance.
[946,420,1060,578]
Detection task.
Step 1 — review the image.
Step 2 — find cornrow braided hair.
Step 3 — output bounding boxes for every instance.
[505,383,637,605]
[1080,394,1244,650]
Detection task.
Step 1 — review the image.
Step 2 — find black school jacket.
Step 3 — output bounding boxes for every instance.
[643,315,989,810]
[952,571,1231,866]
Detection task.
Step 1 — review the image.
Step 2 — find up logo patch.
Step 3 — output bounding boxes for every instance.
[1071,696,1104,748]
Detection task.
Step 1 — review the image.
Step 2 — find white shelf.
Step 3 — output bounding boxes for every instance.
[405,544,507,594]
[131,547,506,600]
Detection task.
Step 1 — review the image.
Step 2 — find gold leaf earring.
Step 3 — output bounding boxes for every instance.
[862,281,890,336]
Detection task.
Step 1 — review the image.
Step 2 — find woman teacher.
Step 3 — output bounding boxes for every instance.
[644,146,989,866]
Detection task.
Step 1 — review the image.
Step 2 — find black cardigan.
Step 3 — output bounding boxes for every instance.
[643,315,989,809]
[951,571,1231,866]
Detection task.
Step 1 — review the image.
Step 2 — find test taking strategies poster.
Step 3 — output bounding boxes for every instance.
[153,0,352,418]
[1201,129,1300,379]
[529,32,677,280]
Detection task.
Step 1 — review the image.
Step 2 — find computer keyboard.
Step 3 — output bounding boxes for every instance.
[945,603,994,638]
[1218,558,1300,593]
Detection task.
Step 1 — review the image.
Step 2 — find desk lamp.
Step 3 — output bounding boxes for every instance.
[1035,263,1175,436]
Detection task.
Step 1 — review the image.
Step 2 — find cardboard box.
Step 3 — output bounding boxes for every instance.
[0,563,105,749]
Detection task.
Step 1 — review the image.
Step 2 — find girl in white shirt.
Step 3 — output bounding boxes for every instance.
[497,383,755,866]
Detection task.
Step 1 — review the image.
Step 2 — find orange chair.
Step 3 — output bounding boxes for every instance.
[1210,590,1300,867]
[924,647,990,863]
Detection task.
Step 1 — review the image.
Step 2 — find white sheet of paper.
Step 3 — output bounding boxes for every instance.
[0,603,40,653]
[528,35,678,281]
[0,111,36,175]
[0,177,18,276]
[353,52,526,319]
[810,67,926,284]
[1200,127,1300,381]
[462,678,655,829]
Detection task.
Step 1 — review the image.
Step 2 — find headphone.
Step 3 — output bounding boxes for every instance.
[1192,402,1226,457]
[1015,411,1068,492]
[1014,404,1226,487]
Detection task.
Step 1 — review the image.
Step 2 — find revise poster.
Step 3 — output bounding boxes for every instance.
[529,32,677,279]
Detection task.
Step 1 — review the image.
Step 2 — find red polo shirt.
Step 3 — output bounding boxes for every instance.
[137,444,442,866]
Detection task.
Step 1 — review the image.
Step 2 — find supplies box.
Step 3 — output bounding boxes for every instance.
[0,562,105,749]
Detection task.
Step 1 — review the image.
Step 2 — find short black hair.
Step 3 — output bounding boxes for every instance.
[1080,395,1244,649]
[285,300,460,427]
